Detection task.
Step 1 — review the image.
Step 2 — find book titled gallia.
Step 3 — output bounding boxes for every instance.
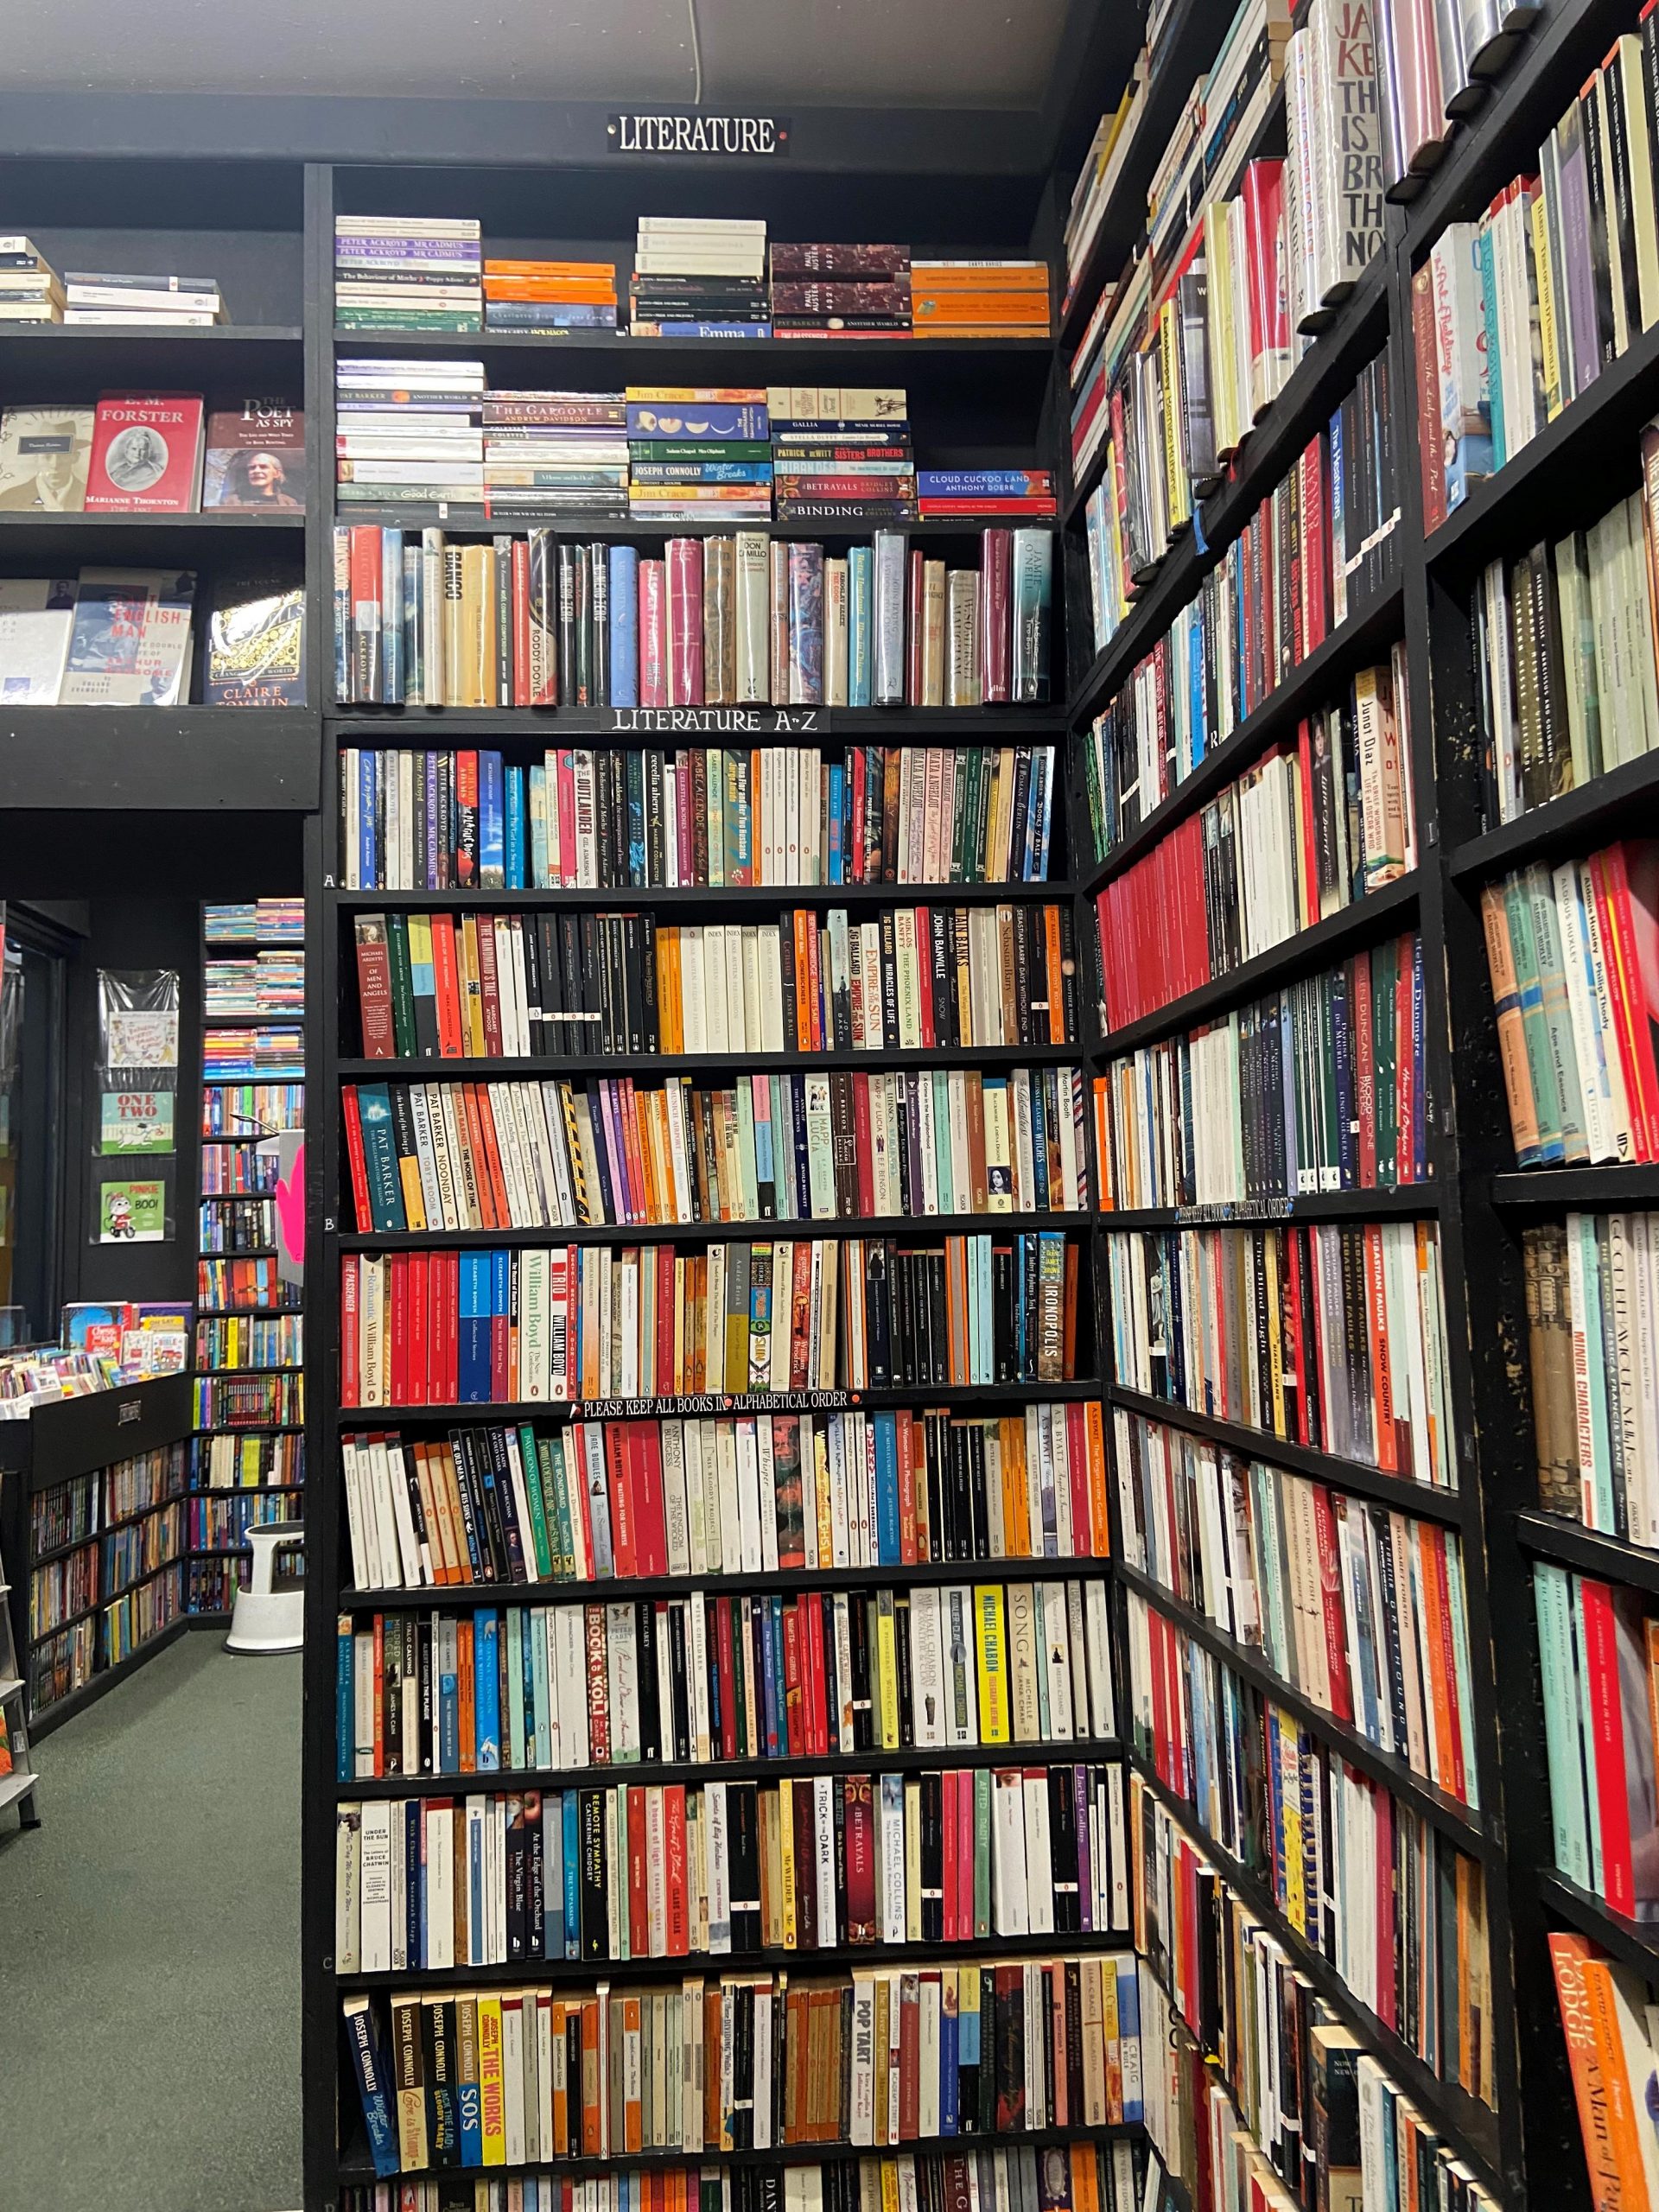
[208,586,306,706]
[84,392,206,512]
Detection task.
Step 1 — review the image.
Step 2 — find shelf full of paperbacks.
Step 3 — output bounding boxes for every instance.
[334,217,1051,344]
[335,525,1052,712]
[340,1396,1109,1598]
[350,900,1080,1061]
[339,2149,1147,2212]
[340,1961,1141,2184]
[339,1230,1084,1410]
[335,371,1055,531]
[334,1759,1130,1980]
[338,1574,1116,1779]
[338,740,1061,893]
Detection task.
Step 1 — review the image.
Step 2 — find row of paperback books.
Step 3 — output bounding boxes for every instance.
[1522,1214,1659,1552]
[1127,1642,1495,2103]
[336,1762,1130,1974]
[335,525,1053,709]
[205,949,305,1018]
[342,1065,1092,1237]
[1413,14,1659,530]
[1533,1564,1659,1918]
[192,1372,303,1427]
[1471,472,1659,829]
[1105,1221,1452,1489]
[198,1432,302,1489]
[198,1198,276,1255]
[1116,1408,1479,1806]
[343,1954,1142,2181]
[340,2147,1147,2212]
[0,239,226,326]
[28,1442,187,1554]
[337,1579,1117,1781]
[194,1313,301,1370]
[196,1258,302,1314]
[352,900,1079,1063]
[1093,931,1427,1209]
[1092,663,1415,1033]
[340,744,1059,896]
[1478,841,1659,1168]
[334,213,1048,342]
[1134,1822,1503,2212]
[340,1402,1108,1596]
[339,1232,1083,1410]
[1082,349,1401,808]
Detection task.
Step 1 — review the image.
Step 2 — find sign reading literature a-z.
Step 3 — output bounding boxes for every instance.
[607,705,828,734]
[607,112,789,156]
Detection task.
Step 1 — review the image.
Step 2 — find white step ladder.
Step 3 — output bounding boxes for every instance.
[0,1539,41,1829]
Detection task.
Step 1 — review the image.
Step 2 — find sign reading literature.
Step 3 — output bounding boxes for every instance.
[607,112,789,156]
[607,705,828,734]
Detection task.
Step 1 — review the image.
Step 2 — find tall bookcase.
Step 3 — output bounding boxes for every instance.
[1058,1,1659,2208]
[1,16,1639,2205]
[192,898,308,1618]
[303,143,1140,2204]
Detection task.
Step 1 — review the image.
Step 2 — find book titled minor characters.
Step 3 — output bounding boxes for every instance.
[84,392,206,512]
[0,405,93,511]
[208,581,306,706]
[203,401,305,510]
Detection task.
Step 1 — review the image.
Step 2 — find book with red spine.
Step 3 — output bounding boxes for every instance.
[341,1086,374,1231]
[665,536,704,705]
[341,1253,361,1407]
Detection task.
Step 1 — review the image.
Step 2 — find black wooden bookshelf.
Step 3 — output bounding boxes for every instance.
[1,9,1645,2204]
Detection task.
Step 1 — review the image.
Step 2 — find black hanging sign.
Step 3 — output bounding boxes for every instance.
[607,706,829,734]
[608,112,790,156]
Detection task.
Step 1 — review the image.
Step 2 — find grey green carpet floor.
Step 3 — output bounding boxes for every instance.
[0,1630,302,2211]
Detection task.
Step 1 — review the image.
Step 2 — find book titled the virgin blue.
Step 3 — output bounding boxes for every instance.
[608,543,639,705]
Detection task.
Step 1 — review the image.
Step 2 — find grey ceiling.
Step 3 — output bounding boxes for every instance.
[0,0,1073,108]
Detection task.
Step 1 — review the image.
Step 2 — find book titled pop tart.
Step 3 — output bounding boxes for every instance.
[626,401,768,440]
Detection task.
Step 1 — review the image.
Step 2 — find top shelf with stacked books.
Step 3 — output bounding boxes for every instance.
[1062,0,1550,718]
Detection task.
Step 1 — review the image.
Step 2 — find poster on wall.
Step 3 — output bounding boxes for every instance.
[99,1088,175,1154]
[96,1177,166,1243]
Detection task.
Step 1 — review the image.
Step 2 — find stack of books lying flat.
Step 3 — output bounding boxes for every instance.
[334,217,482,332]
[628,217,770,338]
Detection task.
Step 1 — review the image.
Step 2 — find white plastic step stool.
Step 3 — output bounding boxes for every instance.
[226,1522,305,1655]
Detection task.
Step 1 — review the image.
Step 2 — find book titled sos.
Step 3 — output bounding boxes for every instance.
[85,392,207,512]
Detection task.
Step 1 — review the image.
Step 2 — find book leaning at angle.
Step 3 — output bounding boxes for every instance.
[61,569,195,705]
[0,577,77,701]
[0,405,92,510]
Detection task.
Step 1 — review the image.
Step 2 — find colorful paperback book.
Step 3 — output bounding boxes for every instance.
[202,401,305,509]
[207,583,306,706]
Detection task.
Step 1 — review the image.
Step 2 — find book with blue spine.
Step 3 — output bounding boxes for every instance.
[608,544,639,705]
[335,1618,353,1781]
[353,1083,404,1231]
[358,750,378,887]
[562,1790,581,1958]
[474,1609,502,1768]
[458,1252,493,1400]
[343,1993,401,2177]
[504,764,526,888]
[848,543,874,705]
[874,1411,901,1564]
[827,763,844,881]
[479,752,505,887]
